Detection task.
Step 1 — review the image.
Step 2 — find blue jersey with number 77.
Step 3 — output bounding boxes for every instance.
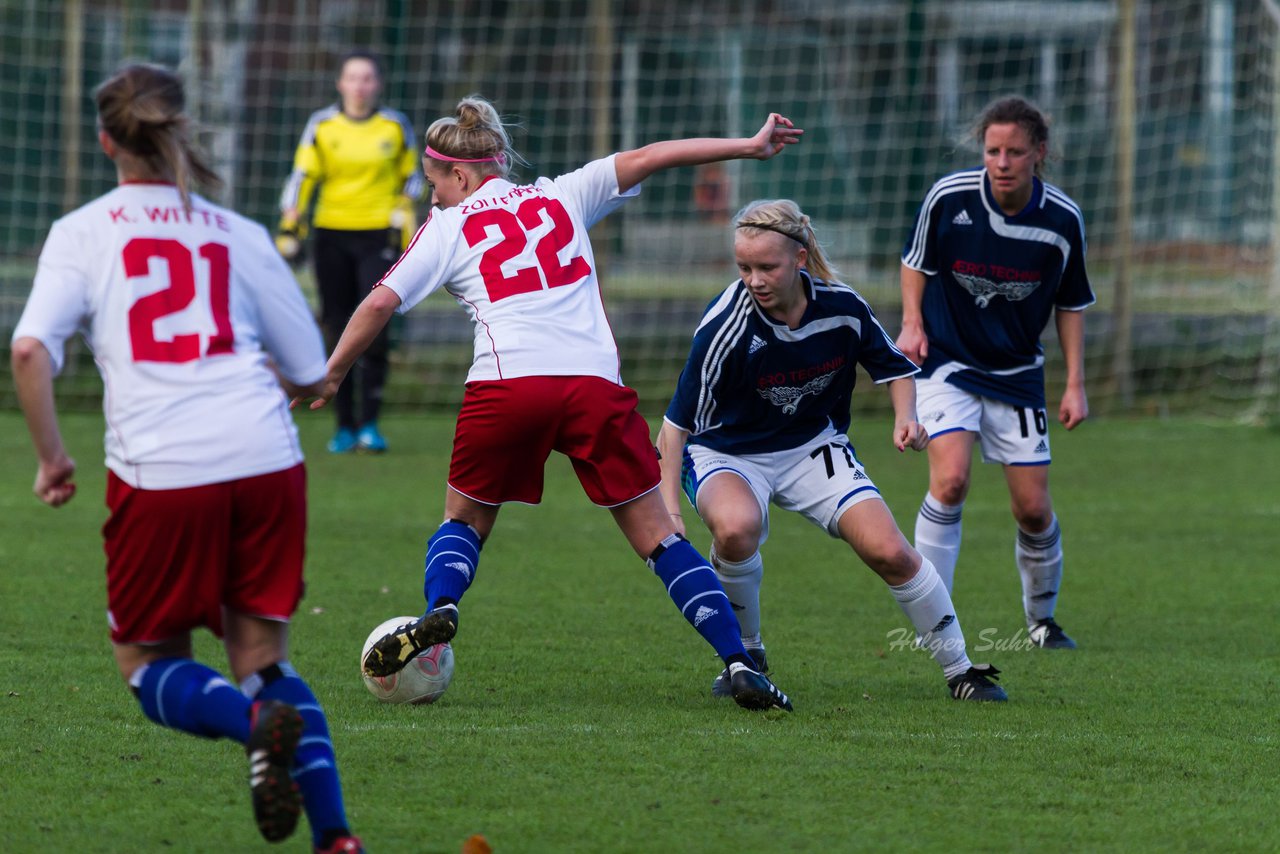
[665,272,918,456]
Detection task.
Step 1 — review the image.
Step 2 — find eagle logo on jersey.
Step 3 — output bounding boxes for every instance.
[756,369,837,414]
[952,270,1041,308]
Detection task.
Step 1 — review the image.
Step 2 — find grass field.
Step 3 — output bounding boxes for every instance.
[1,411,1278,852]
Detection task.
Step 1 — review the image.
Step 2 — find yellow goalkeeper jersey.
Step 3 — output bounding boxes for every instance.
[280,105,424,231]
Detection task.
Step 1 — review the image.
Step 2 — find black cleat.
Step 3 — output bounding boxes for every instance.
[947,663,1008,702]
[728,662,793,712]
[1029,618,1077,649]
[246,700,304,842]
[711,648,768,698]
[362,604,459,677]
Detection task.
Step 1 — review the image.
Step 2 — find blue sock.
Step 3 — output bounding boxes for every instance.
[423,520,482,609]
[647,534,749,665]
[247,662,348,846]
[133,658,251,742]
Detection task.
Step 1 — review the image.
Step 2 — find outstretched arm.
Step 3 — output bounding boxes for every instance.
[1055,308,1089,430]
[613,113,802,194]
[11,337,77,506]
[297,285,403,410]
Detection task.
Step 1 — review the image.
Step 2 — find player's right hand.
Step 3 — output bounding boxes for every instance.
[275,227,302,262]
[34,454,77,507]
[280,377,325,402]
[275,211,306,262]
[290,367,345,412]
[749,113,803,160]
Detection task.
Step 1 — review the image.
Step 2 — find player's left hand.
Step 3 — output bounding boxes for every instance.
[894,420,930,452]
[1059,385,1089,431]
[748,113,804,160]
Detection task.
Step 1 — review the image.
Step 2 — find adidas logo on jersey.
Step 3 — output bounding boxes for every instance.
[693,605,719,627]
[446,561,473,581]
[1033,439,1049,453]
[748,335,768,355]
[952,209,973,225]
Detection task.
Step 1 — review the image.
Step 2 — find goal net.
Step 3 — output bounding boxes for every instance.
[1,0,1277,422]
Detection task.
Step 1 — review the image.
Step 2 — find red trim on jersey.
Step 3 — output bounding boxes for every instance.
[452,288,503,377]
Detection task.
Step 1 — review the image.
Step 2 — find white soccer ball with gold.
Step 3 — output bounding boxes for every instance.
[360,615,454,705]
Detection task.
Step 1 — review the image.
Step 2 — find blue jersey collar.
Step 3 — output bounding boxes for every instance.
[981,168,1043,220]
[748,268,820,329]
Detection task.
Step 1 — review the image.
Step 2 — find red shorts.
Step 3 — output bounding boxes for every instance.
[449,376,660,507]
[103,464,307,644]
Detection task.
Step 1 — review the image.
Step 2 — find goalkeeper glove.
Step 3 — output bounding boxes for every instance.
[275,216,306,264]
[275,230,301,262]
[383,197,417,259]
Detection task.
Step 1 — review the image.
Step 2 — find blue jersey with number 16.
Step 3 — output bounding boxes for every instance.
[902,167,1094,408]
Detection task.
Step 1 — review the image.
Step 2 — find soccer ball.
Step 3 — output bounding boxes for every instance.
[360,615,455,705]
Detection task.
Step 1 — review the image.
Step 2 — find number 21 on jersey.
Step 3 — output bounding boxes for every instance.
[123,237,234,363]
[462,197,591,302]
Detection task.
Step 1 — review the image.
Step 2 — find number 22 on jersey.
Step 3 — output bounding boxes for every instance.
[462,197,591,302]
[123,237,233,363]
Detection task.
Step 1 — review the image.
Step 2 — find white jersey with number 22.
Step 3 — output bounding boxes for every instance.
[378,154,639,384]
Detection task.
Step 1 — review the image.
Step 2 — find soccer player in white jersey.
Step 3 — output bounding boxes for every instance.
[10,65,363,853]
[300,95,802,712]
[658,199,1007,703]
[897,96,1095,650]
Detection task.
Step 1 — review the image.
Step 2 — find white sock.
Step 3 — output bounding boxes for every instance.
[915,493,963,594]
[711,546,764,647]
[889,557,972,679]
[1016,516,1063,627]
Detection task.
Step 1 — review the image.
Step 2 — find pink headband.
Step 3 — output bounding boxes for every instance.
[424,145,504,164]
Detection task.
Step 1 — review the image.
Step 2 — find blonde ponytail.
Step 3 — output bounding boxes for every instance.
[94,64,221,210]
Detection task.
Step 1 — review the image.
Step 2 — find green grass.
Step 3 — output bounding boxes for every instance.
[2,412,1278,852]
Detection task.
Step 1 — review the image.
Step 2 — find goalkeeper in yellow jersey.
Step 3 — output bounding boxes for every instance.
[278,50,423,453]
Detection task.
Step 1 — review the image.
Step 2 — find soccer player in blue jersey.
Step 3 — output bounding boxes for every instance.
[658,199,1007,702]
[897,96,1094,649]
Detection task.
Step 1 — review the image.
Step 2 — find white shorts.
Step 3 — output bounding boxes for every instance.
[916,376,1051,466]
[681,427,883,544]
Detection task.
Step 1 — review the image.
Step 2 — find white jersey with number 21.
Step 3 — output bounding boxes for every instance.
[12,183,326,490]
[378,154,639,384]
